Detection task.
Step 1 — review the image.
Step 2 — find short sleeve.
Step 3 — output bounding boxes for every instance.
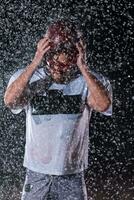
[6,69,27,114]
[99,75,112,116]
[85,71,113,116]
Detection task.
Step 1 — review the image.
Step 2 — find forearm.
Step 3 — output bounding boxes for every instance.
[4,35,51,108]
[4,61,38,107]
[79,64,111,109]
[76,39,111,111]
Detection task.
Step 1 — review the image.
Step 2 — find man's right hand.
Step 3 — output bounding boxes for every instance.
[4,36,51,109]
[32,36,51,66]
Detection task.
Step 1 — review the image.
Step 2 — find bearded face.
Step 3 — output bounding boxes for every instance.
[46,52,76,83]
[43,20,82,83]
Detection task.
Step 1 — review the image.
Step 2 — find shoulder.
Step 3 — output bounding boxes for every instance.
[90,70,108,80]
[10,67,47,82]
[90,70,111,86]
[29,68,47,84]
[11,68,24,78]
[72,74,86,83]
[7,69,24,87]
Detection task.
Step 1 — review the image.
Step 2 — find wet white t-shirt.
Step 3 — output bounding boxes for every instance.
[7,68,112,175]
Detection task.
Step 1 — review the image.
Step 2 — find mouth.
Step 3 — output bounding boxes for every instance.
[51,69,69,81]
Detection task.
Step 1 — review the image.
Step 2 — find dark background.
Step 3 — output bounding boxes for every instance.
[0,0,133,199]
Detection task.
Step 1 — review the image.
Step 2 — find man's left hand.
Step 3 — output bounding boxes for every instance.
[76,39,87,69]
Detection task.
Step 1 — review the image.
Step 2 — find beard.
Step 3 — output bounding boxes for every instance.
[44,63,81,84]
[51,70,72,84]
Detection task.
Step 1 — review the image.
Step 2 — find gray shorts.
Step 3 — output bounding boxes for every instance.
[21,168,88,200]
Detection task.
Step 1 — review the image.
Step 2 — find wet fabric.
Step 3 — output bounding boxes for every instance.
[7,67,112,175]
[21,168,88,200]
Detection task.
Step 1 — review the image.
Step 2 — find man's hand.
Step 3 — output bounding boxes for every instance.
[75,39,111,112]
[32,35,51,66]
[4,35,51,109]
[76,39,87,69]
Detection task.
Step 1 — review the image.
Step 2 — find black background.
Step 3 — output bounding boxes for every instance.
[0,0,133,199]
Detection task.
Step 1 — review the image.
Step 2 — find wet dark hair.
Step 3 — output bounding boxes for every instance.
[46,19,82,44]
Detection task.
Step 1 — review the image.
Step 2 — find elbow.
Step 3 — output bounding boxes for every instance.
[4,91,15,109]
[99,98,111,112]
[4,92,9,106]
[87,95,112,112]
[4,94,12,108]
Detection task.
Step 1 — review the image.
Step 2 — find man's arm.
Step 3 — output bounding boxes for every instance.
[78,66,111,112]
[76,39,111,112]
[4,36,51,109]
[4,63,37,109]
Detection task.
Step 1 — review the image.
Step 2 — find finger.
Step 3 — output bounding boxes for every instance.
[38,37,48,45]
[76,45,81,55]
[80,39,86,50]
[79,42,86,54]
[41,40,51,50]
[76,42,84,53]
[38,37,50,47]
[43,45,51,54]
[42,36,50,43]
[76,43,82,51]
[38,40,50,50]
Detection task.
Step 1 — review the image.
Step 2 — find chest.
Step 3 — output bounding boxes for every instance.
[30,89,84,115]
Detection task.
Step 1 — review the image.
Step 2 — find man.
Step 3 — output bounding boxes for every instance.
[4,20,112,200]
